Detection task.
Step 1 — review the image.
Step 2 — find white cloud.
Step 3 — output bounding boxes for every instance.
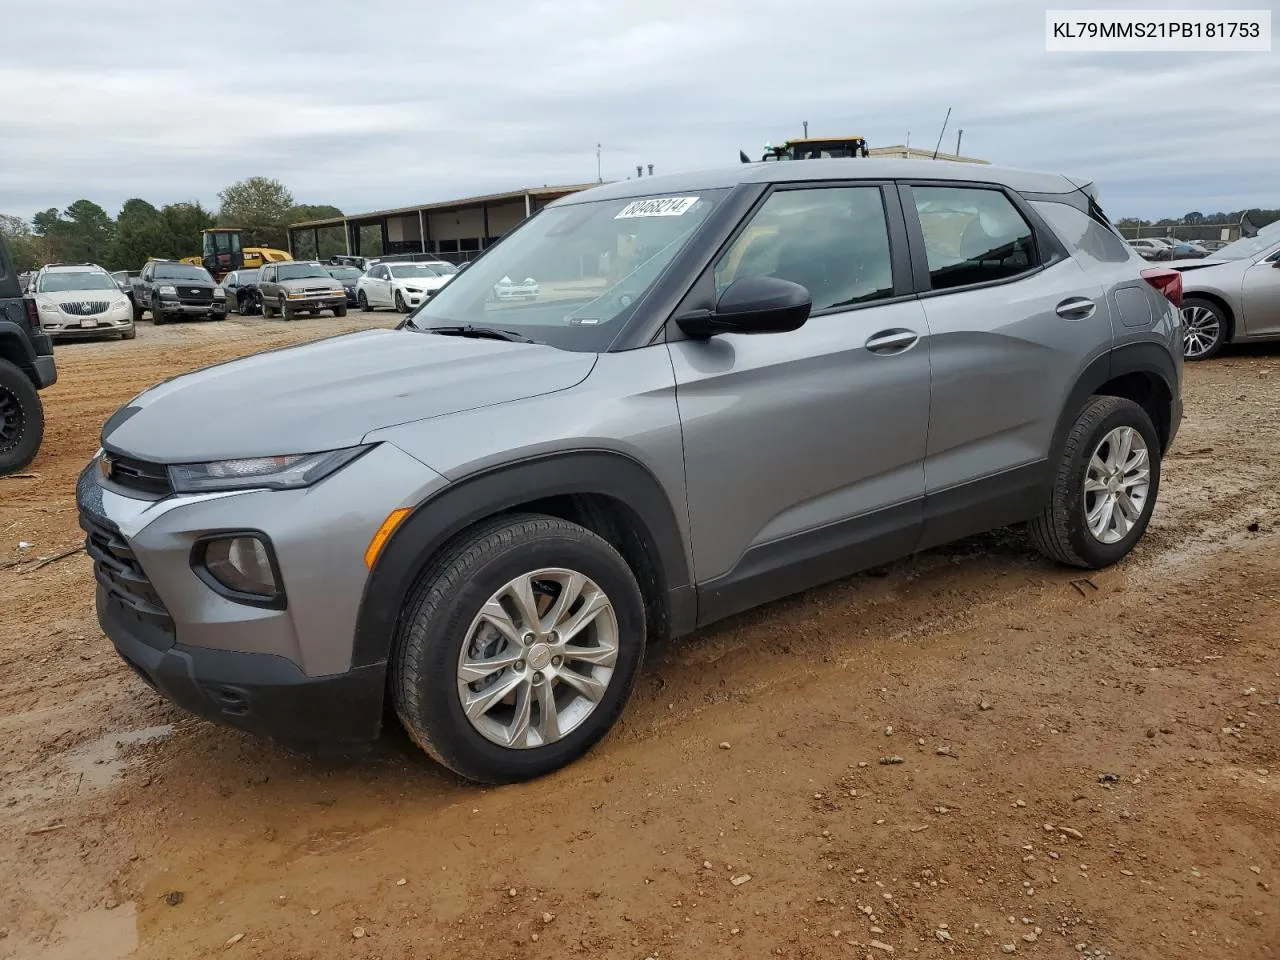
[0,0,1275,220]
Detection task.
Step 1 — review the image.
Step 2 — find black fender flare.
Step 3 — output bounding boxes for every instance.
[1051,343,1180,468]
[351,450,693,669]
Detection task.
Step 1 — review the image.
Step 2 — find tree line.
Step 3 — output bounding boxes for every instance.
[0,177,343,273]
[1114,208,1280,238]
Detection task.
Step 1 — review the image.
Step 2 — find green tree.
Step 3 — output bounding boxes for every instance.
[0,213,42,272]
[161,201,216,259]
[61,199,115,265]
[108,199,173,269]
[217,177,295,248]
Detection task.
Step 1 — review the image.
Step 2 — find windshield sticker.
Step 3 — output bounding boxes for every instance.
[615,197,700,219]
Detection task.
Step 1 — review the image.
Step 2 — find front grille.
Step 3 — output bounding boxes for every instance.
[107,454,172,496]
[178,287,214,304]
[301,286,336,296]
[61,300,109,316]
[79,509,174,629]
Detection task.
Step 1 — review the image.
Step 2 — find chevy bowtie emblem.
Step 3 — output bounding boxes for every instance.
[99,454,113,478]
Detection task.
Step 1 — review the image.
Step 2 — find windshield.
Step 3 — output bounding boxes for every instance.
[389,263,453,278]
[1209,228,1280,261]
[326,266,361,280]
[275,263,331,280]
[232,269,260,283]
[38,271,118,293]
[155,263,213,281]
[410,190,727,350]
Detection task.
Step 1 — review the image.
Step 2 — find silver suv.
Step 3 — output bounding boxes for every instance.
[77,160,1183,784]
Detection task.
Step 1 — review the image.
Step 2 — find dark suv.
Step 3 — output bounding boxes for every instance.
[0,235,56,473]
[133,260,227,325]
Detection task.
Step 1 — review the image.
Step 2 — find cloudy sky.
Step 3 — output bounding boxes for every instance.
[1,0,1275,223]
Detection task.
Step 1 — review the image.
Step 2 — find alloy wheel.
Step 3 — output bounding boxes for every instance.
[1083,426,1150,545]
[456,568,619,749]
[1181,304,1221,359]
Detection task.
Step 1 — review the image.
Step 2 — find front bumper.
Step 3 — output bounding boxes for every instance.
[156,300,228,318]
[285,295,345,311]
[46,318,133,340]
[100,589,384,749]
[77,443,445,749]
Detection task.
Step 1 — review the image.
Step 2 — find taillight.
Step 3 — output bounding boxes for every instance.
[23,296,38,327]
[1140,267,1182,310]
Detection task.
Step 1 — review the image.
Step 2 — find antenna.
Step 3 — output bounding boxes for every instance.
[931,107,952,161]
[955,128,964,157]
[803,120,809,138]
[596,143,602,183]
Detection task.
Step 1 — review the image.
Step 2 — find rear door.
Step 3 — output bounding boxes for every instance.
[900,181,1112,549]
[1240,243,1280,337]
[669,181,931,622]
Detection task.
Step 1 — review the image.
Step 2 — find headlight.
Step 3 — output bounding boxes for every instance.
[168,445,371,493]
[404,287,422,294]
[36,297,61,313]
[287,291,307,299]
[213,288,226,298]
[112,299,131,313]
[158,285,177,295]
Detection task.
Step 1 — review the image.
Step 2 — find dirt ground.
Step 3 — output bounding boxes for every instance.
[1,314,1277,960]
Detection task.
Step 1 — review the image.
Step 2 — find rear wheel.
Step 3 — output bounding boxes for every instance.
[0,359,44,475]
[1181,297,1228,360]
[392,514,646,784]
[1029,395,1161,569]
[262,297,275,319]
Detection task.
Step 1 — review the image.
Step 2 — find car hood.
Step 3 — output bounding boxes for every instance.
[394,276,450,291]
[42,289,130,306]
[103,328,597,463]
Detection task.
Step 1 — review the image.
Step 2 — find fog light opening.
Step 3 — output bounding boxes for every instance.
[194,534,284,608]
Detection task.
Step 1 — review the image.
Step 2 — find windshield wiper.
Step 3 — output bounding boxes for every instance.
[426,325,536,344]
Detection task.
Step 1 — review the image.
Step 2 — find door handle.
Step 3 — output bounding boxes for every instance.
[865,329,919,354]
[1055,297,1097,321]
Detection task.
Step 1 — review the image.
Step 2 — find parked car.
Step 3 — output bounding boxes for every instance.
[220,269,262,315]
[356,260,457,312]
[258,261,347,320]
[1128,238,1173,261]
[0,234,56,473]
[1197,239,1230,252]
[1171,221,1280,359]
[79,159,1182,784]
[134,260,227,325]
[325,265,363,306]
[1169,241,1208,260]
[492,275,540,301]
[30,263,136,341]
[110,270,141,300]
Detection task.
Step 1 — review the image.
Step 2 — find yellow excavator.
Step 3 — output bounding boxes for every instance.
[739,135,870,163]
[179,228,291,280]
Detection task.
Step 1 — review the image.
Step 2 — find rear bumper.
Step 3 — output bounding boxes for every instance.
[31,354,57,389]
[100,588,386,750]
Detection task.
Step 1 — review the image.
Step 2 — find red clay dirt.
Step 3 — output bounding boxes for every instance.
[1,315,1277,959]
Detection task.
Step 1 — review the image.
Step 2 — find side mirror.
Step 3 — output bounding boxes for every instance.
[676,275,812,339]
[455,261,472,274]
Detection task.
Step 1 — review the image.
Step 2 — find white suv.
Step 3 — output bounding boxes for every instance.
[31,263,136,341]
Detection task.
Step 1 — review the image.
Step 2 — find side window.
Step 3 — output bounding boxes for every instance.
[714,186,894,312]
[1031,199,1132,264]
[910,186,1036,290]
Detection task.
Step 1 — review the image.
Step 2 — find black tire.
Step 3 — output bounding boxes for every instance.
[0,359,44,475]
[334,303,347,317]
[280,298,293,321]
[394,290,408,313]
[121,325,136,340]
[132,303,145,323]
[358,291,371,312]
[151,298,167,325]
[392,514,647,784]
[1029,395,1161,569]
[1180,296,1229,361]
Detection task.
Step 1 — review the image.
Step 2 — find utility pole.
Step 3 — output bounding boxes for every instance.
[596,144,602,183]
[955,129,964,157]
[803,120,809,138]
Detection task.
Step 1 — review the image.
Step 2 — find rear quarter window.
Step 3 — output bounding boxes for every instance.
[1031,200,1133,265]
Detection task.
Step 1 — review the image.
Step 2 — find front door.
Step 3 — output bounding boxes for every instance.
[1240,247,1280,337]
[668,183,931,624]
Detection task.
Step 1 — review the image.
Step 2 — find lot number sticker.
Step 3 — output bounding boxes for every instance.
[615,197,700,219]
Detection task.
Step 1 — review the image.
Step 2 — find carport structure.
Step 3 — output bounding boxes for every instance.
[286,184,599,265]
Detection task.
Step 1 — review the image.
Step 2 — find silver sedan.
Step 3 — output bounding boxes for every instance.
[1173,223,1280,360]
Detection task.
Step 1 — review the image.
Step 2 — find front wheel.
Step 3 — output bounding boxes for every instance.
[1029,395,1161,569]
[334,303,348,317]
[394,290,407,313]
[121,325,136,340]
[0,358,44,475]
[357,291,371,312]
[279,298,293,321]
[1181,297,1228,360]
[151,299,167,325]
[392,514,647,784]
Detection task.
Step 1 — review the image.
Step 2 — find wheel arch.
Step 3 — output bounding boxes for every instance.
[351,450,695,671]
[0,326,38,380]
[1053,344,1180,465]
